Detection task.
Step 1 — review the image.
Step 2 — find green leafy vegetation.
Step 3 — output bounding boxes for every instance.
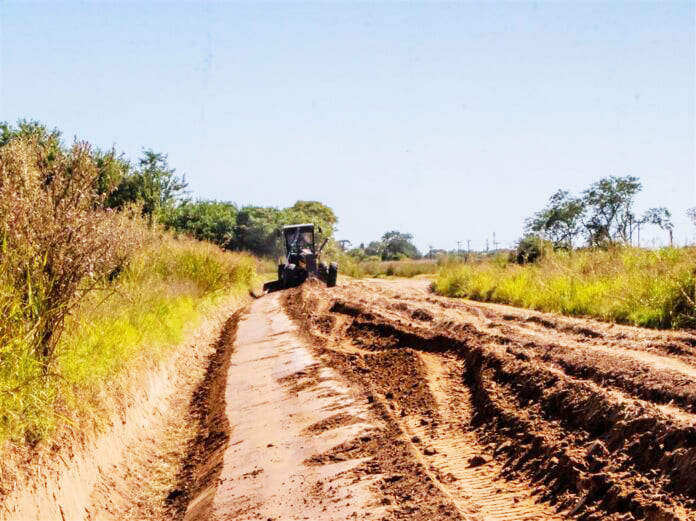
[106,150,189,218]
[526,175,673,249]
[348,230,422,261]
[162,199,339,258]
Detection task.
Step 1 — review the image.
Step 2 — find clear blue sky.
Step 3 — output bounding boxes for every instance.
[1,0,694,251]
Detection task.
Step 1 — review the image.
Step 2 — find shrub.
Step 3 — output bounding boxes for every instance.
[514,235,548,264]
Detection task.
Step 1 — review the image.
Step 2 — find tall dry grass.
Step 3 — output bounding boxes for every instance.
[0,138,145,368]
[0,136,257,447]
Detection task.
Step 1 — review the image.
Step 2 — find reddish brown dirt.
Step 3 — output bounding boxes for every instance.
[279,278,696,521]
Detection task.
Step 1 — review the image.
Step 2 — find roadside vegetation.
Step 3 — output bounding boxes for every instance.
[357,259,439,278]
[435,247,696,328]
[0,121,256,448]
[435,176,696,329]
[339,230,436,279]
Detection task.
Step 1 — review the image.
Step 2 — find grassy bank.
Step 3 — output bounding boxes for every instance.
[358,259,439,278]
[434,247,696,329]
[0,235,256,446]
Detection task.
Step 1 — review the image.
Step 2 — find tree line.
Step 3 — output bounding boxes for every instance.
[519,175,675,262]
[347,231,422,261]
[1,121,338,258]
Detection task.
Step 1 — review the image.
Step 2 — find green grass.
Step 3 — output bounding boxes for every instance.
[358,259,439,278]
[0,236,256,445]
[434,247,696,329]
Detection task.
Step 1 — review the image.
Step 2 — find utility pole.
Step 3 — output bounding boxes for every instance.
[456,241,462,256]
[493,232,499,253]
[467,240,471,262]
[485,239,489,252]
[637,225,641,248]
[428,245,434,259]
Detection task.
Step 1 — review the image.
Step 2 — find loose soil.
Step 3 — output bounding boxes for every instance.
[278,278,696,520]
[7,278,696,520]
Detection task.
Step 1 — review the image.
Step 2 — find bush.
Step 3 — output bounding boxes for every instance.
[161,200,237,249]
[514,235,548,264]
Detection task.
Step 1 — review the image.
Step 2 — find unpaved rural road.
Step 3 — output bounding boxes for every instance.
[180,278,696,521]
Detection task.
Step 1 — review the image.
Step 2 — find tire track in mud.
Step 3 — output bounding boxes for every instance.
[346,280,696,428]
[287,279,696,521]
[404,352,564,521]
[285,284,565,521]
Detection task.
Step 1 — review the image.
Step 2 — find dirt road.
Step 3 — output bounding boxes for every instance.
[178,278,696,521]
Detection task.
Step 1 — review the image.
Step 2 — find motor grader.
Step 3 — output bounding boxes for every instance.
[262,223,338,293]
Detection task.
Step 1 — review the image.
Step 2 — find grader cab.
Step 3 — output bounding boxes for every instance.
[262,224,338,293]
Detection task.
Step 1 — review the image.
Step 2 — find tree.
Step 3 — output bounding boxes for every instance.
[107,150,188,218]
[641,207,674,246]
[162,200,238,248]
[641,207,673,232]
[514,235,549,264]
[232,206,284,256]
[582,176,642,246]
[93,148,131,198]
[0,119,61,150]
[687,208,696,226]
[364,241,384,258]
[381,231,421,260]
[281,201,337,246]
[526,190,585,249]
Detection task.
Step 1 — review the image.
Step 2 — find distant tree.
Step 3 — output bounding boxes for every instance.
[162,200,238,248]
[281,200,338,246]
[582,176,642,246]
[687,208,696,226]
[92,148,131,198]
[0,119,61,150]
[107,150,188,218]
[381,231,421,260]
[364,241,384,258]
[640,207,674,246]
[641,207,673,232]
[232,206,284,256]
[526,190,585,249]
[514,235,549,264]
[347,247,367,260]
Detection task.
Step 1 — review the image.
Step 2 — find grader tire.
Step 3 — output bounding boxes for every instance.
[327,262,338,287]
